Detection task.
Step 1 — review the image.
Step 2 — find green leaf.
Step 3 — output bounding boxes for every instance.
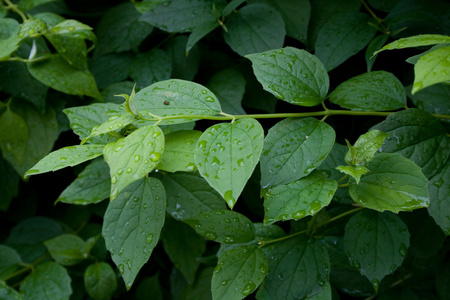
[130,49,172,89]
[0,18,21,60]
[103,125,164,200]
[186,20,219,54]
[18,0,58,11]
[94,2,153,57]
[160,171,226,220]
[436,260,450,300]
[221,0,246,16]
[2,100,58,176]
[0,156,19,212]
[260,118,335,188]
[136,274,164,300]
[307,282,332,300]
[57,158,110,205]
[20,262,72,300]
[329,71,406,111]
[212,245,268,300]
[223,4,285,56]
[63,102,121,144]
[179,267,213,300]
[428,161,450,235]
[195,118,264,208]
[249,0,310,43]
[412,46,450,94]
[349,153,430,213]
[373,34,450,55]
[139,0,220,33]
[44,234,88,266]
[315,12,377,71]
[344,129,391,166]
[246,47,329,106]
[85,113,137,143]
[102,177,166,290]
[344,210,410,291]
[162,218,206,284]
[366,34,389,72]
[0,281,22,300]
[206,69,246,115]
[372,108,449,178]
[17,17,47,41]
[335,165,369,184]
[185,210,255,244]
[0,245,21,279]
[262,170,338,225]
[164,35,201,81]
[0,108,28,165]
[27,55,101,100]
[134,79,222,125]
[48,19,95,42]
[4,217,63,263]
[158,130,202,173]
[256,235,330,300]
[84,262,117,300]
[25,144,104,177]
[407,83,450,116]
[90,53,133,89]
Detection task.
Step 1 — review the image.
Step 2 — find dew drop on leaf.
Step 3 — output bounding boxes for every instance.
[111,175,117,183]
[134,155,141,162]
[242,281,256,296]
[118,264,124,274]
[149,152,161,162]
[146,233,154,244]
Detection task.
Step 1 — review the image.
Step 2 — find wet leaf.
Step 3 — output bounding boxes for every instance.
[0,245,21,279]
[256,235,330,300]
[102,177,166,290]
[0,281,21,300]
[195,118,264,209]
[344,129,391,166]
[0,18,20,59]
[307,282,332,300]
[207,69,246,115]
[0,108,28,165]
[47,19,96,43]
[335,165,369,184]
[373,34,450,55]
[428,161,450,235]
[366,34,389,72]
[262,170,337,225]
[103,125,164,200]
[315,12,376,71]
[158,130,202,173]
[407,83,450,116]
[44,234,87,266]
[18,0,58,12]
[134,79,221,125]
[184,210,255,244]
[186,20,219,54]
[260,118,335,188]
[344,210,410,291]
[412,46,450,94]
[160,171,226,220]
[224,4,285,56]
[84,262,117,300]
[212,245,268,300]
[372,108,449,178]
[85,113,137,142]
[164,36,200,81]
[349,153,430,213]
[247,47,329,106]
[329,71,406,111]
[25,144,104,177]
[20,262,72,299]
[130,49,172,89]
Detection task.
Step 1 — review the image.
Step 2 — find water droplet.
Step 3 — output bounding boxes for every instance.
[224,190,235,208]
[118,248,124,256]
[198,140,207,148]
[126,167,132,173]
[292,210,306,219]
[221,280,228,286]
[146,233,154,244]
[111,175,117,184]
[152,131,161,138]
[118,264,124,274]
[134,155,141,162]
[117,169,123,175]
[205,96,215,102]
[237,159,244,167]
[241,281,256,296]
[399,243,408,257]
[149,152,161,162]
[205,232,217,240]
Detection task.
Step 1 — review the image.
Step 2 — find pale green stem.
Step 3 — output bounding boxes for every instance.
[3,0,27,22]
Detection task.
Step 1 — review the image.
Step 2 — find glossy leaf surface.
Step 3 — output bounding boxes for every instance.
[412,46,450,94]
[374,34,450,55]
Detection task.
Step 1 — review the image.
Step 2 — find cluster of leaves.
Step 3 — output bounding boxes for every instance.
[0,0,449,299]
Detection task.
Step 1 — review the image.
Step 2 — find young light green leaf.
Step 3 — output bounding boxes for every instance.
[27,55,102,100]
[246,47,329,107]
[0,108,28,165]
[256,235,330,300]
[212,245,268,300]
[412,46,450,94]
[44,234,88,266]
[329,71,406,111]
[157,130,202,173]
[315,12,376,71]
[0,245,21,279]
[94,2,153,56]
[0,281,21,300]
[84,113,137,143]
[206,69,246,115]
[20,262,72,300]
[223,4,285,56]
[162,218,206,284]
[185,210,255,244]
[344,129,391,166]
[428,162,450,235]
[372,108,449,178]
[260,118,335,188]
[349,153,430,213]
[48,19,96,43]
[373,34,450,55]
[262,170,337,225]
[195,118,264,209]
[0,18,21,59]
[103,125,164,200]
[335,165,369,184]
[102,177,166,290]
[344,210,410,291]
[159,171,226,220]
[130,49,172,89]
[134,79,222,125]
[17,17,47,41]
[84,262,117,300]
[25,144,104,177]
